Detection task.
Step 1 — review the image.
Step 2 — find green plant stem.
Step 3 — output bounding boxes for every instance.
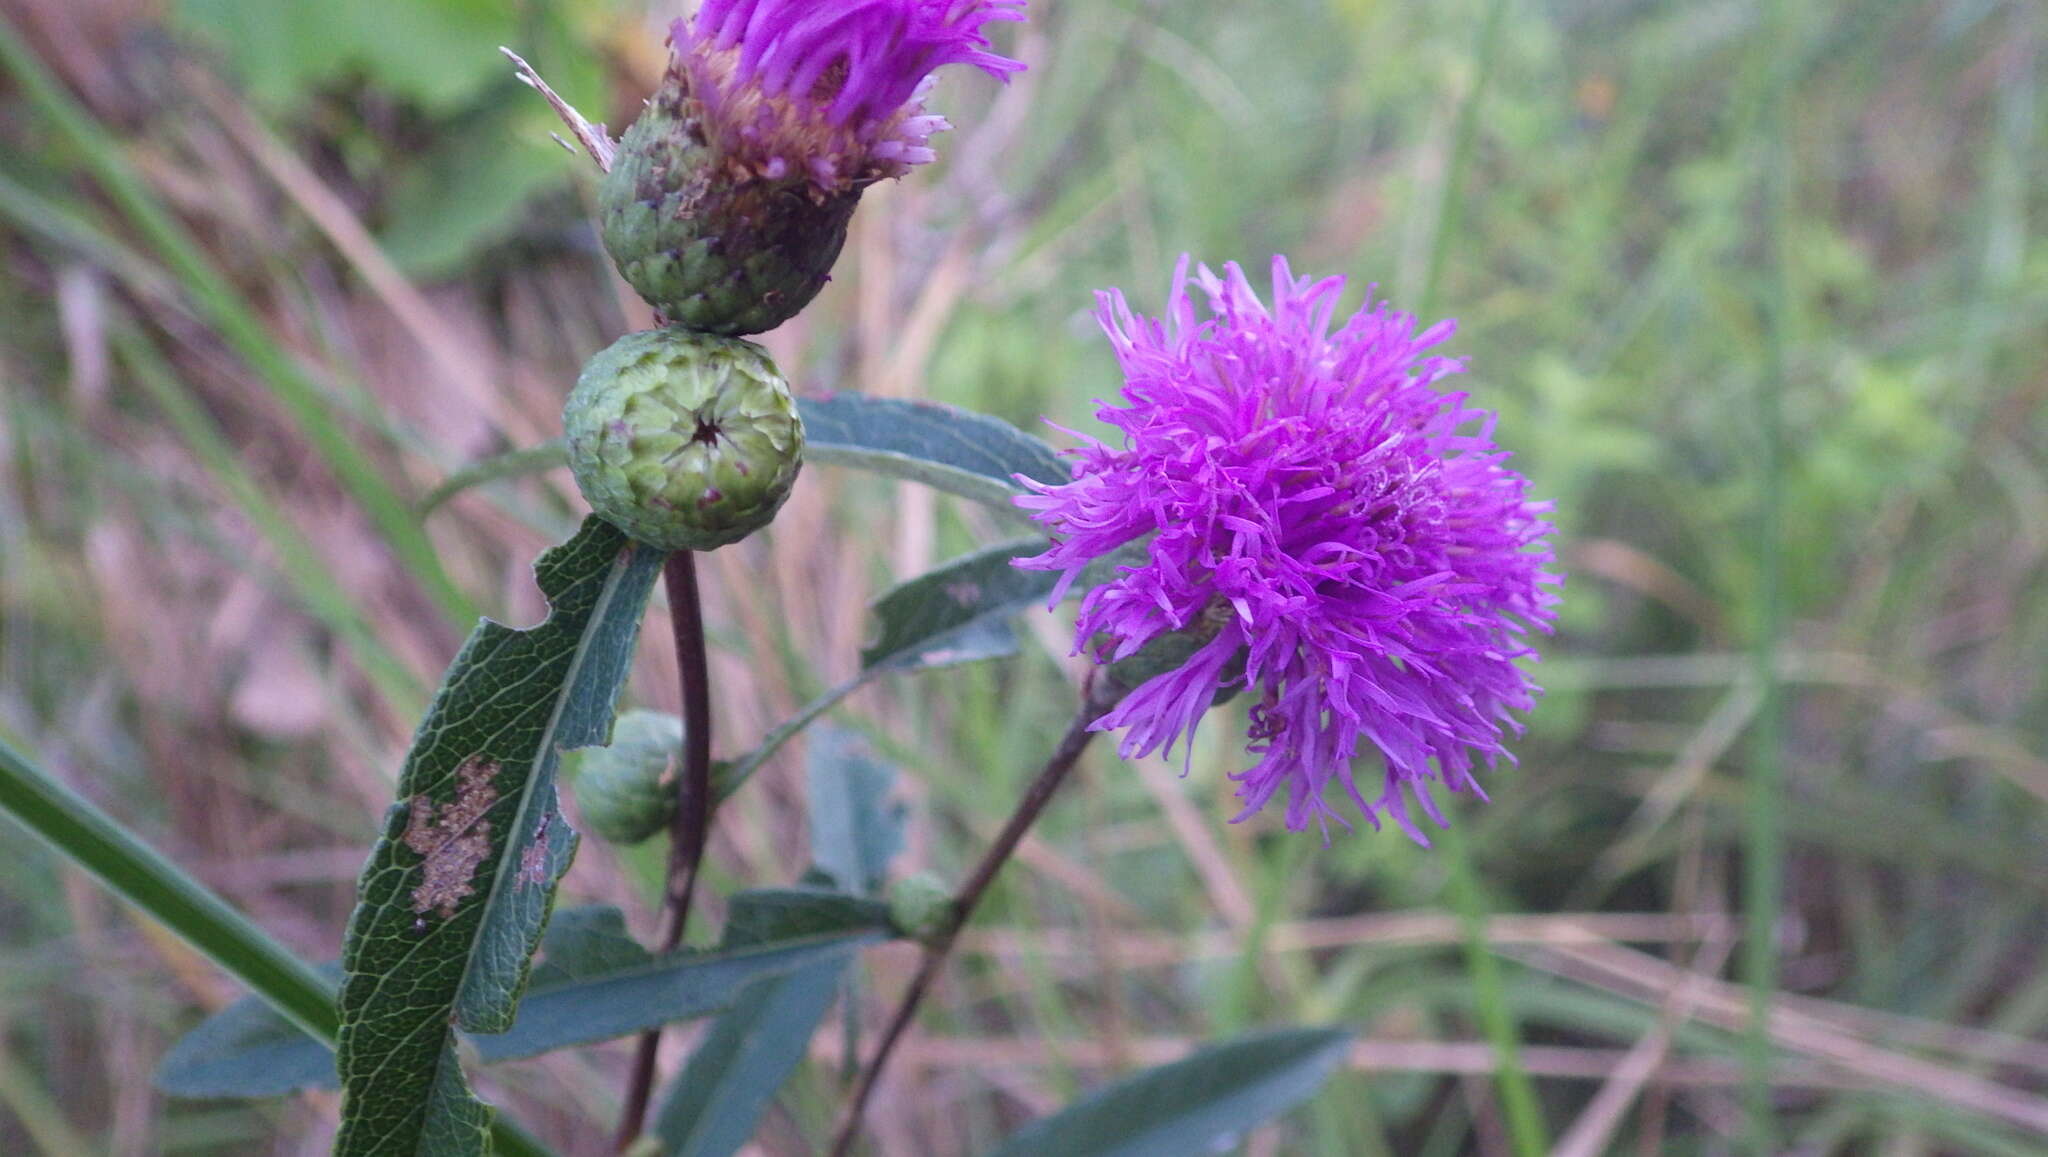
[1416,0,1511,323]
[614,551,718,1152]
[826,681,1119,1157]
[1411,2,1548,1153]
[1440,822,1547,1156]
[0,15,475,628]
[1744,0,1795,1149]
[0,734,557,1155]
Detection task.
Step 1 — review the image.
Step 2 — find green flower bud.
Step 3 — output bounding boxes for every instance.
[568,710,684,845]
[565,328,804,552]
[598,73,857,336]
[887,872,956,946]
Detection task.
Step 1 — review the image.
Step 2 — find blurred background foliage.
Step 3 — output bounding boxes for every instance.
[1,0,2045,1154]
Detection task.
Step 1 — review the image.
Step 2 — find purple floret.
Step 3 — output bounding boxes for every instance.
[675,0,1025,188]
[1017,257,1562,841]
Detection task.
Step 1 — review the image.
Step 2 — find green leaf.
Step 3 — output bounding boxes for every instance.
[801,393,1068,509]
[805,728,906,896]
[526,904,654,987]
[334,517,664,1156]
[0,736,557,1155]
[420,438,570,517]
[718,539,1152,804]
[720,889,895,947]
[413,394,1067,520]
[157,909,891,1099]
[649,893,871,1157]
[982,1027,1353,1157]
[0,736,341,1049]
[861,539,1064,671]
[651,957,847,1157]
[157,965,347,1099]
[467,927,884,1062]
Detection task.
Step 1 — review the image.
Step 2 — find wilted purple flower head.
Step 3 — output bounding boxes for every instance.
[672,0,1026,191]
[1017,257,1561,841]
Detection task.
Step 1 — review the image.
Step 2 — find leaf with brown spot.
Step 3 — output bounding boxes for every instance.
[402,756,499,921]
[334,518,665,1157]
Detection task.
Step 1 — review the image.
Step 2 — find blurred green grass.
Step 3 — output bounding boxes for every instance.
[2,0,2046,1154]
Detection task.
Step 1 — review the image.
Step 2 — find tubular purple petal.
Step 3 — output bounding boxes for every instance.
[675,0,1024,191]
[1017,257,1562,840]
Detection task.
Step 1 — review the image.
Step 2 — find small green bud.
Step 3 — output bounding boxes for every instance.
[565,328,804,552]
[887,872,956,945]
[598,74,857,336]
[620,1138,662,1157]
[568,710,684,845]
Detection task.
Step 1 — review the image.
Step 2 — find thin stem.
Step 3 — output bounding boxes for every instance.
[613,551,717,1152]
[826,682,1118,1157]
[1414,1,1547,1152]
[1743,0,1794,1149]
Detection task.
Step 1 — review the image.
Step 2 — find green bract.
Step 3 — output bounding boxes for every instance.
[565,328,805,552]
[569,710,686,845]
[599,78,857,336]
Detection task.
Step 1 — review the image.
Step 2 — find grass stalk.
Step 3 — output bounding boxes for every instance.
[0,733,558,1157]
[1743,0,1795,1148]
[1412,1,1548,1153]
[0,14,476,628]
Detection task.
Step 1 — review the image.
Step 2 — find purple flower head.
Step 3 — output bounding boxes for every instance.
[673,0,1025,191]
[1017,257,1562,841]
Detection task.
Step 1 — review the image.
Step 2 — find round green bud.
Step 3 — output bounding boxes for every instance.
[565,328,804,552]
[599,78,857,336]
[568,710,684,845]
[887,872,956,946]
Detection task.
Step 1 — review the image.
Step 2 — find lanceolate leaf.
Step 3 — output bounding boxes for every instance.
[334,518,664,1156]
[983,1027,1353,1157]
[805,728,906,896]
[413,394,1067,518]
[651,891,877,1157]
[800,393,1068,508]
[157,907,891,1100]
[861,538,1062,671]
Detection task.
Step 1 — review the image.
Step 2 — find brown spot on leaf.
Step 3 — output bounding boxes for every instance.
[402,756,500,921]
[516,813,553,887]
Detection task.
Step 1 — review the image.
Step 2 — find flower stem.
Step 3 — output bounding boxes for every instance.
[826,681,1119,1157]
[613,550,716,1152]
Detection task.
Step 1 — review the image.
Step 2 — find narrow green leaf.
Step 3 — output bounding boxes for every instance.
[334,518,663,1156]
[0,737,340,1047]
[800,393,1068,509]
[467,928,882,1062]
[0,736,555,1155]
[412,394,1065,520]
[719,889,895,947]
[650,893,869,1157]
[983,1027,1353,1157]
[158,911,890,1099]
[860,539,1057,672]
[420,438,570,517]
[157,965,347,1099]
[719,540,1063,801]
[651,958,847,1157]
[805,728,906,896]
